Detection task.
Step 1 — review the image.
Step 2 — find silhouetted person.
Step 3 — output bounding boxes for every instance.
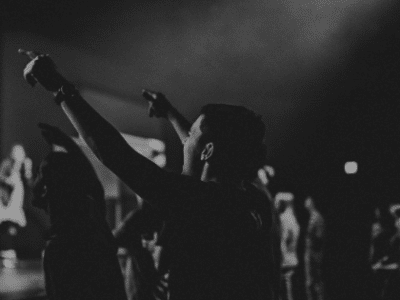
[370,207,395,299]
[371,208,390,265]
[32,124,127,300]
[22,50,273,300]
[276,192,300,300]
[255,165,282,300]
[304,197,325,300]
[379,204,400,300]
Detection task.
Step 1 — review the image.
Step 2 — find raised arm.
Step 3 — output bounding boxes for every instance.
[21,51,182,208]
[142,90,191,144]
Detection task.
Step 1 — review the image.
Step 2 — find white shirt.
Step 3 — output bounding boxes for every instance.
[280,207,300,268]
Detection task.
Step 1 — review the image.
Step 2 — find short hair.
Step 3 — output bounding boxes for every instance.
[199,104,267,181]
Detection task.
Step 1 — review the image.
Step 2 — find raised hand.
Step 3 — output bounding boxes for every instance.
[19,49,67,92]
[142,89,172,118]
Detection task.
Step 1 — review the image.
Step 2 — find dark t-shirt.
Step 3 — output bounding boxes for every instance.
[144,174,273,300]
[43,218,127,300]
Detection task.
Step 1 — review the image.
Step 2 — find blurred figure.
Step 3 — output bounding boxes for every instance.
[304,196,325,300]
[371,205,399,300]
[32,123,127,300]
[0,144,32,226]
[378,204,400,300]
[256,165,282,300]
[370,207,395,299]
[113,201,167,300]
[0,144,32,264]
[370,208,388,265]
[276,192,300,300]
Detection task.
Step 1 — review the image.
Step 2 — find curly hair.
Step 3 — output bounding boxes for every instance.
[199,104,267,181]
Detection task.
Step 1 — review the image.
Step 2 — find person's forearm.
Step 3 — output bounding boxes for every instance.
[59,92,160,189]
[61,95,128,164]
[167,106,191,144]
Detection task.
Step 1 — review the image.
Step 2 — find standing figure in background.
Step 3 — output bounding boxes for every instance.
[370,208,389,265]
[0,144,32,263]
[304,196,325,300]
[256,165,282,300]
[379,204,400,300]
[370,207,394,300]
[277,192,300,300]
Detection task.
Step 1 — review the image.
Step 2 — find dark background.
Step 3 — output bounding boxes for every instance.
[2,0,400,299]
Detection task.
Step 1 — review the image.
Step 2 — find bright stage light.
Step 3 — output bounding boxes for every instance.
[344,161,358,174]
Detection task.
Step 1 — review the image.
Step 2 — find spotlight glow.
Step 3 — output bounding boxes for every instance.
[344,161,358,174]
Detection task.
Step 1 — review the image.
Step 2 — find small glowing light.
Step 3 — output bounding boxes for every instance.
[344,161,358,174]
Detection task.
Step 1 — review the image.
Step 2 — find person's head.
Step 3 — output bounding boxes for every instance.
[304,196,315,211]
[374,207,381,221]
[32,151,105,220]
[10,144,26,163]
[182,104,266,183]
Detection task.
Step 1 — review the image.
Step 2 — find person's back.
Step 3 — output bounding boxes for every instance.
[43,210,127,300]
[32,126,127,300]
[156,177,272,300]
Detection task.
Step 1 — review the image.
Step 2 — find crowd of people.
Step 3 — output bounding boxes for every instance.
[0,49,397,300]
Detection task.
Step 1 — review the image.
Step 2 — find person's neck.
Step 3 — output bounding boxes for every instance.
[309,207,317,214]
[200,163,242,188]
